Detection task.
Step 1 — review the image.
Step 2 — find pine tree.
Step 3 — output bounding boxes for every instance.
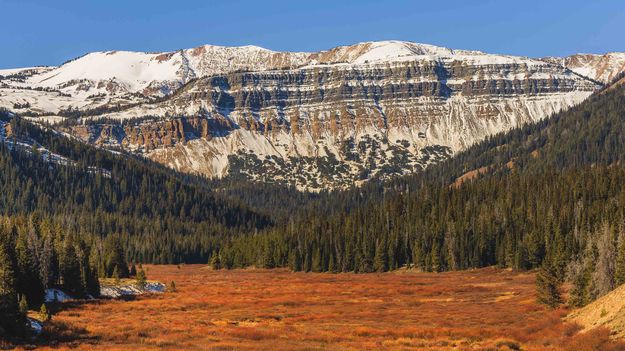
[311,246,322,272]
[15,230,45,308]
[568,259,592,308]
[328,253,337,273]
[112,266,120,285]
[536,264,562,309]
[85,265,101,298]
[0,240,26,338]
[430,240,442,273]
[18,295,29,315]
[374,240,388,272]
[105,237,129,278]
[60,239,82,296]
[39,232,57,289]
[129,263,137,277]
[261,243,276,269]
[39,303,50,322]
[210,254,221,270]
[136,269,147,290]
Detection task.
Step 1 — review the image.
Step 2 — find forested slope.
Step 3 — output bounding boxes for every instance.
[216,75,625,308]
[0,112,269,263]
[0,110,273,339]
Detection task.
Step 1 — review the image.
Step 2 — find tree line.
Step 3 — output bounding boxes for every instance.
[213,75,625,309]
[0,214,130,339]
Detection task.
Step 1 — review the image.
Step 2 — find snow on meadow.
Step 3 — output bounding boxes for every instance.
[99,282,166,298]
[45,288,74,303]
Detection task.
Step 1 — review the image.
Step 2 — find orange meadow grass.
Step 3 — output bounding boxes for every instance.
[21,265,625,350]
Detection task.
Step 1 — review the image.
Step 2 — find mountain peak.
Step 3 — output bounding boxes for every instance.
[348,41,455,63]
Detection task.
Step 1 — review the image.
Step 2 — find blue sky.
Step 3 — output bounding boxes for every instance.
[1,0,624,68]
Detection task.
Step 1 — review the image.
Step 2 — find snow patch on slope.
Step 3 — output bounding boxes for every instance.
[31,51,183,91]
[100,282,165,298]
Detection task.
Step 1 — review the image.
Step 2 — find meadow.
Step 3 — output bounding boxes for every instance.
[28,266,625,350]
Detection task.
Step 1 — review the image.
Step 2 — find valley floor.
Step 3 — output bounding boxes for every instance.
[26,266,625,350]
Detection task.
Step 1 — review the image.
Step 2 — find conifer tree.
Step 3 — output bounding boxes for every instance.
[39,233,57,289]
[18,295,29,315]
[568,259,592,308]
[39,303,50,322]
[210,254,221,270]
[112,266,120,285]
[615,238,625,287]
[105,236,129,278]
[328,253,337,273]
[60,239,82,296]
[536,264,562,308]
[15,230,45,308]
[136,269,147,290]
[374,240,388,272]
[0,240,25,338]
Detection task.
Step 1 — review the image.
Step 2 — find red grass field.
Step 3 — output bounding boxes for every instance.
[25,266,625,350]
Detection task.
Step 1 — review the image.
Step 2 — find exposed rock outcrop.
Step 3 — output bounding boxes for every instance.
[3,41,624,190]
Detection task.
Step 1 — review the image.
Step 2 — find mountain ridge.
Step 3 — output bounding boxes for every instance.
[1,41,624,190]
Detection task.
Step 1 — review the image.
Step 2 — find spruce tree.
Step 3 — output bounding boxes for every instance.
[18,295,29,315]
[536,264,562,309]
[136,269,147,290]
[374,240,388,272]
[15,230,45,308]
[0,241,25,338]
[210,254,221,270]
[569,261,592,308]
[112,266,120,285]
[105,237,129,278]
[60,239,82,296]
[39,303,50,322]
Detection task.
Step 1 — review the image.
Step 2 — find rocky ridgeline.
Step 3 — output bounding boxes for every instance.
[2,41,624,190]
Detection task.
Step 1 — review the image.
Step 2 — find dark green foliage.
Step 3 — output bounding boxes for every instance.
[0,73,624,343]
[569,259,592,308]
[210,253,221,270]
[214,78,625,313]
[616,238,625,287]
[535,264,562,308]
[15,227,45,308]
[0,237,27,338]
[0,214,106,337]
[104,236,129,279]
[0,112,269,264]
[136,269,147,290]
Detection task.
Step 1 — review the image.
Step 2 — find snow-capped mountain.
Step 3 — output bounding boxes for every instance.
[1,41,623,190]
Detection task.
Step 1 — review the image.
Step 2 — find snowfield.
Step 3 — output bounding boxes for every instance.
[2,40,621,117]
[99,282,166,298]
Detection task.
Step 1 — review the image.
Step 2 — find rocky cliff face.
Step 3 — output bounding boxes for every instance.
[2,41,623,190]
[550,52,625,84]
